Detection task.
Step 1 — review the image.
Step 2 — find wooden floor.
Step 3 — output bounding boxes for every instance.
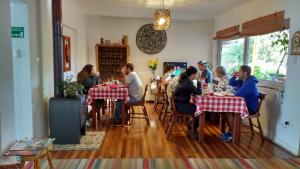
[51,103,294,159]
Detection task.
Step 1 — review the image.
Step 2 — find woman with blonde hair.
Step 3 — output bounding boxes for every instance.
[213,66,228,90]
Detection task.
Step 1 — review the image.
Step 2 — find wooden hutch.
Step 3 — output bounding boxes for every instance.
[95,44,129,81]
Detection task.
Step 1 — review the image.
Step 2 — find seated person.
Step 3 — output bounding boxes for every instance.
[174,66,202,138]
[161,64,175,88]
[229,65,259,115]
[114,63,143,122]
[213,66,228,90]
[223,65,259,141]
[77,64,102,126]
[197,60,212,84]
[77,64,100,94]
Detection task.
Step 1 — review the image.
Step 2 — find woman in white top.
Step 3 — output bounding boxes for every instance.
[213,66,228,90]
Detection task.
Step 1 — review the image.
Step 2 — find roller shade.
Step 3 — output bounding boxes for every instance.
[240,11,286,36]
[213,25,240,40]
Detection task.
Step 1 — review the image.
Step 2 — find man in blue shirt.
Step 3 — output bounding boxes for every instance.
[222,65,259,142]
[229,65,259,115]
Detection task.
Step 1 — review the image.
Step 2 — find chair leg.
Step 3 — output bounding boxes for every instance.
[142,105,150,126]
[159,104,165,121]
[162,105,169,124]
[165,113,173,133]
[256,117,264,141]
[249,118,254,132]
[167,115,175,140]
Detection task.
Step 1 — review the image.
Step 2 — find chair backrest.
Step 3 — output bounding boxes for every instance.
[142,84,148,102]
[257,92,267,115]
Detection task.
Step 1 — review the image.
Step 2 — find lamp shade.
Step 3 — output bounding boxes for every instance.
[153,9,171,30]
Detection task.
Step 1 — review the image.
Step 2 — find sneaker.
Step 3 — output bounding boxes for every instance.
[86,120,92,127]
[221,132,233,142]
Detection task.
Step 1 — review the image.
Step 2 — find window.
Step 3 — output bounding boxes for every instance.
[219,30,289,81]
[220,38,245,74]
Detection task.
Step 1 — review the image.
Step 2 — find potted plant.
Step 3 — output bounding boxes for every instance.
[59,76,83,97]
[49,75,86,144]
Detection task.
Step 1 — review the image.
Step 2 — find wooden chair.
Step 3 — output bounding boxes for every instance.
[245,92,267,141]
[159,91,172,125]
[166,93,194,140]
[128,84,150,126]
[153,80,166,112]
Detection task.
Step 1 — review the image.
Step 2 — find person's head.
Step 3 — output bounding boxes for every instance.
[77,64,95,83]
[179,66,198,82]
[120,64,127,74]
[81,64,94,76]
[126,63,134,74]
[238,65,252,80]
[197,60,208,71]
[163,64,175,75]
[215,66,226,78]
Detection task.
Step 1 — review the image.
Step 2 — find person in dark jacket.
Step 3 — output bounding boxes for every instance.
[174,66,202,138]
[229,65,259,115]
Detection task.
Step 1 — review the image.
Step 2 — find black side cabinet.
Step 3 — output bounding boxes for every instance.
[49,95,86,144]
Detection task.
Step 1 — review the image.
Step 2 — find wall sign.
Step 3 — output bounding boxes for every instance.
[11,27,24,38]
[291,31,300,55]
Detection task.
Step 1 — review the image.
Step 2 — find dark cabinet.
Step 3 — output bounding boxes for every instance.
[49,95,86,144]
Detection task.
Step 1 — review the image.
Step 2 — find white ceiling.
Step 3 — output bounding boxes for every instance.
[74,0,251,21]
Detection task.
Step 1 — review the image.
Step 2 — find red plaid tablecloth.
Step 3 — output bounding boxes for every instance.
[86,85,129,106]
[195,95,249,119]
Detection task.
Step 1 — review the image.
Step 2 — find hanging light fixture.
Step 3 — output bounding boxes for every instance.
[153,0,171,30]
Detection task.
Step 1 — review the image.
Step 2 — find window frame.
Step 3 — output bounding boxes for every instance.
[217,32,288,82]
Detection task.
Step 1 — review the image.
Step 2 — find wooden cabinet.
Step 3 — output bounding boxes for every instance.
[95,44,129,81]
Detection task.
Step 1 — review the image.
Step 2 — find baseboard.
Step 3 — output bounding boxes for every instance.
[273,137,299,156]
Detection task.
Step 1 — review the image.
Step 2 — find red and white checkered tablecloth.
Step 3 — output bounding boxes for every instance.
[195,95,249,119]
[86,85,129,106]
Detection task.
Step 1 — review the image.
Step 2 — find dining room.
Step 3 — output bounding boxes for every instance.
[0,0,300,168]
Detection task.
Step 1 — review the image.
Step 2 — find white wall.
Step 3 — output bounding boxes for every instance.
[0,0,15,154]
[62,0,89,77]
[214,0,300,156]
[11,2,33,139]
[87,16,214,87]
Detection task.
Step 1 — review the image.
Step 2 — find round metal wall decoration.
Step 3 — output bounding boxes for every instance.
[136,23,167,54]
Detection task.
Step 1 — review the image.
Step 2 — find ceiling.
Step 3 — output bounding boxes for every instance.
[74,0,251,21]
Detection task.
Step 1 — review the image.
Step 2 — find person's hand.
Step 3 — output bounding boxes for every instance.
[190,95,195,104]
[233,72,238,78]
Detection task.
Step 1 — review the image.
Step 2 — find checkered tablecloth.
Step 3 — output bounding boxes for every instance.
[86,85,129,106]
[195,95,249,119]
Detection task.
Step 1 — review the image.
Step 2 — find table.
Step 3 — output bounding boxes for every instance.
[0,156,24,169]
[4,138,54,169]
[195,95,249,144]
[86,85,129,127]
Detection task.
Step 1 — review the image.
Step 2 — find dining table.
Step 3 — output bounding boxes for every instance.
[195,92,249,144]
[86,84,129,128]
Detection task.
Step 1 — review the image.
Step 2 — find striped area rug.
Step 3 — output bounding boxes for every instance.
[25,158,300,169]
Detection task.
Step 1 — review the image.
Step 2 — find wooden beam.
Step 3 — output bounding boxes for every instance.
[52,0,63,97]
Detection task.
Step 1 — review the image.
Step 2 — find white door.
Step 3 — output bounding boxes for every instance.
[11,0,33,139]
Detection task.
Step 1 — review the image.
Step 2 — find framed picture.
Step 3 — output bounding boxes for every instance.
[63,36,71,72]
[291,31,300,55]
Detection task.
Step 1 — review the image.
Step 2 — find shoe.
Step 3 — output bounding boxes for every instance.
[221,132,233,142]
[86,120,92,127]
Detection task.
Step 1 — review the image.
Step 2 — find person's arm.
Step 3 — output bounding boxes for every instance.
[235,82,254,97]
[229,76,241,87]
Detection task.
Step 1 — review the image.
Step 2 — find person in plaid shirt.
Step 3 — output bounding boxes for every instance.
[114,63,143,122]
